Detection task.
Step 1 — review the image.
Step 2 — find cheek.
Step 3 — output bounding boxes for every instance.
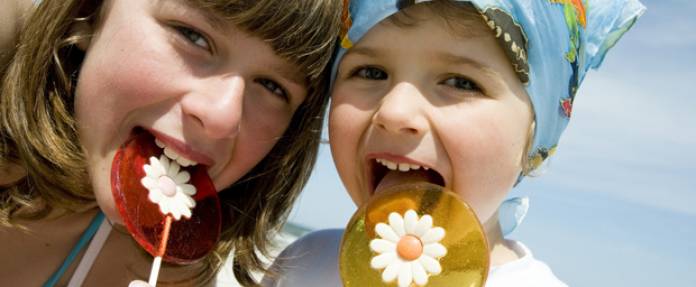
[77,63,164,125]
[443,111,529,221]
[245,98,291,138]
[328,103,355,174]
[329,86,374,154]
[75,33,183,141]
[328,98,368,204]
[328,103,357,151]
[211,99,292,190]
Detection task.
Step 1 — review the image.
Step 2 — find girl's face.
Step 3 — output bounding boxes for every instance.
[75,0,307,223]
[329,6,533,223]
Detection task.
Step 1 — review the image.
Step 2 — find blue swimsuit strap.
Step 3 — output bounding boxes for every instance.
[43,211,105,287]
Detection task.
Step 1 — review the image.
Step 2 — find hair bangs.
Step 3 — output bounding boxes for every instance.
[187,0,340,83]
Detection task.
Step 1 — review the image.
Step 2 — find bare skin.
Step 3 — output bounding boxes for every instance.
[0,207,212,286]
[484,214,524,266]
[0,0,31,75]
[2,0,298,284]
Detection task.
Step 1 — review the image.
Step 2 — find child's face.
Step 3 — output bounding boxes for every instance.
[329,6,533,223]
[74,0,307,222]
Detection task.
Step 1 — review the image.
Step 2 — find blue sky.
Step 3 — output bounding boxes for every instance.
[288,1,696,285]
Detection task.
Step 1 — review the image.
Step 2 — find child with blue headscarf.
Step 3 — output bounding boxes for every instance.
[263,0,644,286]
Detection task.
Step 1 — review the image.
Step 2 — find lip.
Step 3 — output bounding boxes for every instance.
[364,152,434,195]
[145,128,215,167]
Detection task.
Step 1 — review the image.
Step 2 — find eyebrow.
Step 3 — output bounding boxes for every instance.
[169,1,305,87]
[436,52,500,78]
[345,47,499,77]
[343,46,380,58]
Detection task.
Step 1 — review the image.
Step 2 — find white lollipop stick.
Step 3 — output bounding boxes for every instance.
[147,215,173,287]
[138,155,197,286]
[148,257,163,286]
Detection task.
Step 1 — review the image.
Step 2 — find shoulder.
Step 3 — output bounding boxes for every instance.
[0,0,32,43]
[261,229,344,287]
[1,0,32,69]
[487,241,568,287]
[273,228,343,260]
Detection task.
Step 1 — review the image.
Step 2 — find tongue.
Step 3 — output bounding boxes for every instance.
[375,169,438,194]
[111,129,221,264]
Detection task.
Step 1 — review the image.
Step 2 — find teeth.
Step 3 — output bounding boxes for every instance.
[155,138,198,167]
[163,146,180,160]
[177,157,193,167]
[398,163,409,171]
[375,158,424,172]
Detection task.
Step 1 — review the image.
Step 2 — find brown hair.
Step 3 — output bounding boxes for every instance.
[0,0,340,285]
[389,0,490,36]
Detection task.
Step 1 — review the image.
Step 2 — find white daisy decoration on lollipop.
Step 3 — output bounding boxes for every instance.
[369,209,447,287]
[140,155,196,220]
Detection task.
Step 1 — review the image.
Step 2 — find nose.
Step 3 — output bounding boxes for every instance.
[372,82,429,136]
[181,75,245,139]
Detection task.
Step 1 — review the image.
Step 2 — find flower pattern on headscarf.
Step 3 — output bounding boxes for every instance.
[332,0,645,173]
[333,0,644,236]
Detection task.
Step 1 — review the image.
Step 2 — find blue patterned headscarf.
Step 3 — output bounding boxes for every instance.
[332,0,645,235]
[332,0,645,172]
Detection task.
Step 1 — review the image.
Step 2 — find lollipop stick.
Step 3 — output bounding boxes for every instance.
[157,215,173,256]
[147,215,173,286]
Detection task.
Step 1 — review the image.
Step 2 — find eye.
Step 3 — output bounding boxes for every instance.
[351,66,388,80]
[441,76,481,92]
[174,25,211,51]
[255,78,289,102]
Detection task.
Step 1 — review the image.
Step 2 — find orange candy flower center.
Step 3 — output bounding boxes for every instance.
[396,235,423,261]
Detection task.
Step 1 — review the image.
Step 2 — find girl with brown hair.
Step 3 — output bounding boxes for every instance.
[0,0,341,286]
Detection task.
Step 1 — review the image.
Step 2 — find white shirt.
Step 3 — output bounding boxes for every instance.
[216,232,300,286]
[261,229,568,287]
[487,240,568,287]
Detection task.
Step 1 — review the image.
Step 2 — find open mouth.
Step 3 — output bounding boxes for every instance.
[125,127,203,170]
[369,157,445,195]
[155,138,198,167]
[111,127,220,264]
[137,127,209,168]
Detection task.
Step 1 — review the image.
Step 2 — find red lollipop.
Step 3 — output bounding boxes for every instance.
[111,129,221,265]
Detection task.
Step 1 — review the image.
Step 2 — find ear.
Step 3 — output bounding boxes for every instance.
[70,21,93,51]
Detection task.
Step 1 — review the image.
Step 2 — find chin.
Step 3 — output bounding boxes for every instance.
[92,185,122,223]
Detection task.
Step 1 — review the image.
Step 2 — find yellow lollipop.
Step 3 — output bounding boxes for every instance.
[340,182,489,287]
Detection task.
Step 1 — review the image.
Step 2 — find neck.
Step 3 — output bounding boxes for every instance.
[482,212,522,266]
